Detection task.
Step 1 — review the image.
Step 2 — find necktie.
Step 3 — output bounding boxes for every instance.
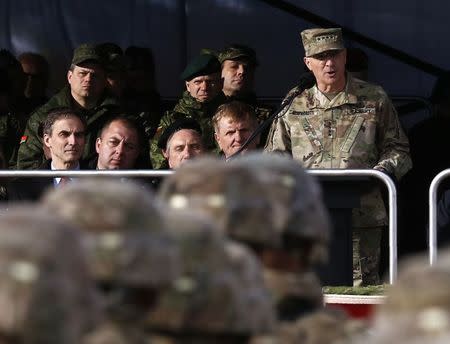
[58,177,70,187]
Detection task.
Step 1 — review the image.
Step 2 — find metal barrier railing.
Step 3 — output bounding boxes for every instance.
[0,168,398,282]
[428,169,450,265]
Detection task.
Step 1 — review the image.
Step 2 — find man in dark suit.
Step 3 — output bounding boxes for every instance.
[9,107,87,201]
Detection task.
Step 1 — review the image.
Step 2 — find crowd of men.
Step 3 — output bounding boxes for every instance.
[1,24,450,342]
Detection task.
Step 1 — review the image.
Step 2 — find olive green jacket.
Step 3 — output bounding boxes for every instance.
[17,86,120,170]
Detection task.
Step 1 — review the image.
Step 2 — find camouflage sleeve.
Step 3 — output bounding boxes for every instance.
[264,114,292,155]
[374,93,412,180]
[16,111,45,170]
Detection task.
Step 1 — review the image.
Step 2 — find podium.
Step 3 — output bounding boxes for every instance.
[316,177,371,286]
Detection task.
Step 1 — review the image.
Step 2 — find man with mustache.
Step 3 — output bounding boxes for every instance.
[265,27,412,286]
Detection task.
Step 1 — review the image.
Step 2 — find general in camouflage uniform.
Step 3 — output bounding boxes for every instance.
[158,154,330,322]
[150,53,227,168]
[265,28,412,285]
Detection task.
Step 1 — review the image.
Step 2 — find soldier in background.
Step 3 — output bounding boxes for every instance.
[158,154,330,322]
[151,53,226,168]
[18,52,50,109]
[265,28,411,285]
[17,43,120,170]
[41,179,180,342]
[0,205,101,343]
[218,44,273,146]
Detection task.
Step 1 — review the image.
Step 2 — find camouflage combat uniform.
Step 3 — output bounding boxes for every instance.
[265,75,412,285]
[16,85,120,169]
[150,90,227,168]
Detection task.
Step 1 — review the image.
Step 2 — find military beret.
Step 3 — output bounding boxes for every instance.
[71,43,103,66]
[180,54,221,81]
[218,44,258,66]
[301,28,345,57]
[158,118,203,150]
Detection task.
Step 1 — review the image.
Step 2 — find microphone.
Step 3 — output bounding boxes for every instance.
[227,72,316,160]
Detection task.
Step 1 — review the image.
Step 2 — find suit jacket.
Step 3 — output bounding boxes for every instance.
[7,160,89,202]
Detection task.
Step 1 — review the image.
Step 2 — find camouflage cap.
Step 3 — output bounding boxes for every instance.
[180,53,221,81]
[0,205,100,343]
[72,43,104,66]
[301,28,345,57]
[218,44,259,66]
[41,178,179,288]
[145,209,276,336]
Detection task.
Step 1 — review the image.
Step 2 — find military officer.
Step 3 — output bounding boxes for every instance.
[265,28,412,285]
[150,53,226,168]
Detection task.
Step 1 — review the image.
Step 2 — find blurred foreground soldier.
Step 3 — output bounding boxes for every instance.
[0,205,100,343]
[354,249,450,344]
[42,179,180,341]
[17,43,120,169]
[151,53,226,168]
[159,154,330,322]
[213,101,260,159]
[251,309,366,344]
[157,117,205,169]
[146,210,275,343]
[18,52,50,108]
[265,28,411,285]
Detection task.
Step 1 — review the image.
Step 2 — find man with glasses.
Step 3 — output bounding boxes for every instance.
[265,28,412,285]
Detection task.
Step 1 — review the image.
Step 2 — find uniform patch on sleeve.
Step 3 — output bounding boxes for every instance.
[20,135,27,144]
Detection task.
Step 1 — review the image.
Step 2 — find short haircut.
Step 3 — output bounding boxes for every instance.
[18,52,50,77]
[212,101,258,132]
[98,115,145,148]
[42,107,87,136]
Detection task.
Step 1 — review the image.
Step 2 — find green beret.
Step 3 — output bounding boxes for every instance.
[71,43,103,66]
[180,54,221,81]
[158,118,203,150]
[218,44,258,66]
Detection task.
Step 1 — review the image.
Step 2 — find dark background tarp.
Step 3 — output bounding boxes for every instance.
[0,0,448,99]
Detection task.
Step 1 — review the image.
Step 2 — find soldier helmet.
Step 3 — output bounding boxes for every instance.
[158,157,280,248]
[0,205,100,343]
[41,178,179,289]
[146,209,276,337]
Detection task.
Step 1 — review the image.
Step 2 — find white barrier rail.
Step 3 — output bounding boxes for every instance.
[0,168,397,283]
[428,169,450,266]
